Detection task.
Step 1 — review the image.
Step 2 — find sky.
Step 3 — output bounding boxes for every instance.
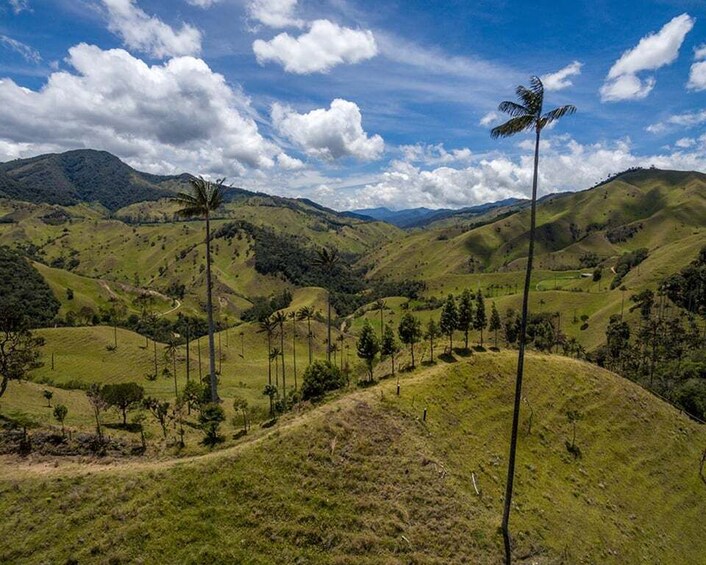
[0,0,705,210]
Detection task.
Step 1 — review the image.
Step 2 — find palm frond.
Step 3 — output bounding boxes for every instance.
[490,115,535,139]
[542,104,577,126]
[498,101,530,118]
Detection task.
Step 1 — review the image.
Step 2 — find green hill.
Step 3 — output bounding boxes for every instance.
[1,353,704,564]
[0,150,194,211]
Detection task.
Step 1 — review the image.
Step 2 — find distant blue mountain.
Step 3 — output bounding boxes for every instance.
[350,198,524,228]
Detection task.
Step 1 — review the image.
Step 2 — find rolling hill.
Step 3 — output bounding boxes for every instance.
[1,353,704,564]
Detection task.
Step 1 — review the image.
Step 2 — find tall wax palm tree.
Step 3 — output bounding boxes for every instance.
[491,76,575,565]
[164,337,180,399]
[297,306,315,365]
[273,311,288,399]
[258,316,277,386]
[313,247,340,362]
[374,299,386,338]
[172,176,225,403]
[289,311,298,390]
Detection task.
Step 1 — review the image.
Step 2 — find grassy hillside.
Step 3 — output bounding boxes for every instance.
[1,353,704,564]
[0,194,400,320]
[364,169,705,280]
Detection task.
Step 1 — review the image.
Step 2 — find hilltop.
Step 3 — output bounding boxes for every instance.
[1,353,704,564]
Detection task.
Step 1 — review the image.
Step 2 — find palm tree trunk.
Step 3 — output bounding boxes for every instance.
[307,317,313,365]
[327,289,332,362]
[292,318,297,390]
[204,213,219,402]
[280,323,286,399]
[502,126,541,564]
[267,333,272,385]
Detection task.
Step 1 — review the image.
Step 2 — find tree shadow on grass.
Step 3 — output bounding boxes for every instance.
[438,352,457,363]
[104,423,142,433]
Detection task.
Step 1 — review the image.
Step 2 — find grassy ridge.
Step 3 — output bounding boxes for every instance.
[1,353,703,564]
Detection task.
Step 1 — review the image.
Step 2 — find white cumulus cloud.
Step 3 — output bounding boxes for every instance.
[102,0,202,59]
[479,111,501,127]
[272,98,384,161]
[600,13,694,102]
[248,0,303,28]
[687,44,706,91]
[320,136,706,210]
[253,19,377,74]
[647,109,706,133]
[541,61,582,91]
[0,43,288,175]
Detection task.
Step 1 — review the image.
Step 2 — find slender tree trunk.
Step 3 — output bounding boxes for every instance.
[204,214,219,402]
[307,317,313,365]
[153,339,158,377]
[292,318,297,390]
[185,326,190,382]
[502,126,541,565]
[430,337,434,362]
[267,333,272,385]
[464,329,469,351]
[327,289,332,362]
[173,352,178,399]
[198,337,202,380]
[280,323,286,399]
[410,342,415,368]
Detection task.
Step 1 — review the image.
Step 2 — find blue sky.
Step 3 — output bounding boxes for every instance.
[0,0,705,210]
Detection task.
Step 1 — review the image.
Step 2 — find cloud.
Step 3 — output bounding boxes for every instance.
[272,98,384,161]
[248,0,303,28]
[687,44,706,91]
[317,136,706,210]
[400,143,473,166]
[541,61,582,91]
[0,34,41,63]
[8,0,29,14]
[253,19,377,74]
[186,0,219,7]
[276,152,305,170]
[647,109,706,133]
[479,111,501,127]
[102,0,202,59]
[600,13,694,102]
[0,43,288,175]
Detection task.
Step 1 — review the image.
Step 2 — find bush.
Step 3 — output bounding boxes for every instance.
[301,361,346,401]
[199,403,226,446]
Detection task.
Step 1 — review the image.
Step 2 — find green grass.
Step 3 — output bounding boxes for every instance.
[1,352,703,563]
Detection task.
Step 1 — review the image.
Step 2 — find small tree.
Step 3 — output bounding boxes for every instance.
[53,404,68,436]
[300,361,345,401]
[457,289,474,350]
[439,294,458,354]
[0,309,45,399]
[474,290,487,347]
[199,403,225,446]
[43,389,53,407]
[356,321,379,382]
[143,397,170,439]
[100,382,145,425]
[263,384,278,416]
[398,312,422,369]
[380,323,399,376]
[425,319,440,363]
[489,302,502,349]
[183,379,208,413]
[566,409,582,458]
[233,395,249,433]
[86,384,107,440]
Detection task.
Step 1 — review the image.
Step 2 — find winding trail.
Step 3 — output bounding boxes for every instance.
[0,359,454,480]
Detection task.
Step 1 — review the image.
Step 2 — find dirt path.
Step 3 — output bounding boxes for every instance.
[0,360,456,480]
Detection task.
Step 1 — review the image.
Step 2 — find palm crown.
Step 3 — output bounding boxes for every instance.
[490,76,576,139]
[172,176,225,218]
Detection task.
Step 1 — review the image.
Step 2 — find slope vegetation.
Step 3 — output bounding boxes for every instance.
[1,353,703,564]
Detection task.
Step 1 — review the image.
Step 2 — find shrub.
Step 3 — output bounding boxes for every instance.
[301,361,346,401]
[199,403,226,446]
